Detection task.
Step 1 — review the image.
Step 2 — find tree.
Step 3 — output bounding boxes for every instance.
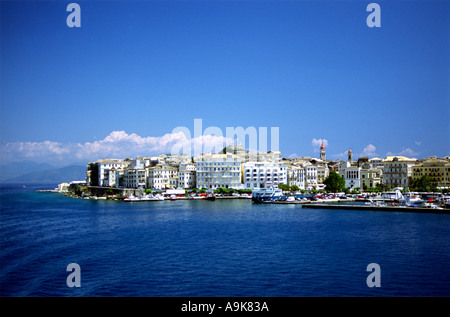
[323,171,345,193]
[278,183,290,192]
[410,175,437,192]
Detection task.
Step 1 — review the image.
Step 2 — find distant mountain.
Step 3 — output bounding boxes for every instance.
[2,165,86,184]
[0,161,54,182]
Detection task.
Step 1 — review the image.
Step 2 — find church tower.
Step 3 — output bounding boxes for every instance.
[320,143,326,161]
[348,149,353,162]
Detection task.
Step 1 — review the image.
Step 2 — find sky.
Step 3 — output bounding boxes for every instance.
[0,0,449,167]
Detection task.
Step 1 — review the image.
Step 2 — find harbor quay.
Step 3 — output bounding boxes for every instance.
[41,183,450,215]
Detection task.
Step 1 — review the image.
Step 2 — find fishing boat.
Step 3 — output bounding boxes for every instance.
[204,192,216,201]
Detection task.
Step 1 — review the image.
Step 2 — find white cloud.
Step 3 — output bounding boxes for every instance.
[414,141,422,146]
[330,152,347,160]
[386,147,419,158]
[0,130,233,165]
[360,144,378,158]
[311,138,328,153]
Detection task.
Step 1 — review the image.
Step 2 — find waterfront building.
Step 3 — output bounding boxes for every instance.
[123,169,146,188]
[382,156,417,189]
[336,160,351,178]
[195,153,242,189]
[316,164,330,185]
[412,157,450,189]
[361,168,382,189]
[287,165,305,190]
[369,157,384,169]
[123,158,151,189]
[344,166,361,189]
[178,163,196,189]
[86,159,130,187]
[146,164,178,190]
[357,156,371,169]
[243,162,287,190]
[58,183,70,192]
[304,163,318,190]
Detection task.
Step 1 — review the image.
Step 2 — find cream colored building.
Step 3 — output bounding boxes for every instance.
[316,164,330,185]
[361,168,382,189]
[382,156,417,189]
[412,157,450,189]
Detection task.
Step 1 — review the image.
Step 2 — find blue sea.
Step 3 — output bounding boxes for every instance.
[1,183,450,297]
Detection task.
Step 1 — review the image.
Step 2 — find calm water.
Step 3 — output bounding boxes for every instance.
[1,183,450,297]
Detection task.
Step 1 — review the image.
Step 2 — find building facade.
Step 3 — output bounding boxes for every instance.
[243,162,287,190]
[361,168,382,189]
[412,157,450,189]
[287,165,305,190]
[178,163,196,189]
[316,164,329,185]
[86,159,129,187]
[195,154,242,189]
[344,166,361,189]
[304,164,318,190]
[382,156,416,189]
[146,164,178,190]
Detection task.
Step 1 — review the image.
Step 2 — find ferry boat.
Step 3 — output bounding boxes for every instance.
[252,187,283,203]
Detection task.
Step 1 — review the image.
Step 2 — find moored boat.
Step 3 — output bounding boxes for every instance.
[252,187,283,203]
[204,192,216,201]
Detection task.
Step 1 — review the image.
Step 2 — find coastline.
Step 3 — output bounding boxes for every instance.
[35,185,450,214]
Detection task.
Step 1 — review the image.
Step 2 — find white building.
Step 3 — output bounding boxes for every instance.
[146,164,178,190]
[304,163,318,190]
[178,163,196,189]
[344,166,361,189]
[195,154,242,189]
[243,162,287,190]
[123,158,151,189]
[123,169,146,188]
[87,159,129,187]
[287,165,305,190]
[337,160,351,178]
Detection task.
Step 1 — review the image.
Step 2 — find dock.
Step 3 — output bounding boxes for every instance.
[302,203,450,214]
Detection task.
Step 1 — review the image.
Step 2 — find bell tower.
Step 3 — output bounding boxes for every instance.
[348,149,353,162]
[320,143,326,161]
